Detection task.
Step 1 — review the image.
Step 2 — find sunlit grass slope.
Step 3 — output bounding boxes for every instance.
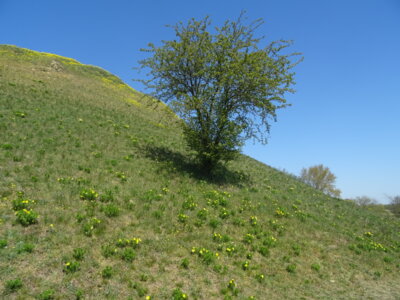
[1,45,399,299]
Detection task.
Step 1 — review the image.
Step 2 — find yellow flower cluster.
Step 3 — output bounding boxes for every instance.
[249,216,258,226]
[213,233,222,241]
[226,246,235,256]
[228,279,236,289]
[275,208,288,217]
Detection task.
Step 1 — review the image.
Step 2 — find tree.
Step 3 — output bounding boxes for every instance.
[137,14,301,173]
[387,195,400,217]
[353,196,377,206]
[389,195,400,205]
[300,164,341,197]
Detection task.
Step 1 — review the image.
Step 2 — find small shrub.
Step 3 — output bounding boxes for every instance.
[152,210,163,219]
[63,261,80,273]
[172,288,188,300]
[79,188,98,201]
[227,279,236,290]
[16,209,38,226]
[115,171,127,182]
[311,263,321,271]
[0,239,7,248]
[243,233,254,244]
[383,256,394,263]
[5,278,23,293]
[275,208,288,218]
[262,236,277,247]
[116,237,142,248]
[142,189,162,202]
[256,274,265,283]
[286,264,297,273]
[75,289,84,299]
[221,234,231,243]
[72,248,85,261]
[12,196,34,211]
[101,244,117,258]
[182,198,197,210]
[373,271,382,278]
[292,244,301,256]
[132,282,148,297]
[178,213,188,223]
[100,190,114,202]
[82,217,102,236]
[197,208,208,220]
[102,266,113,279]
[225,246,236,256]
[192,247,215,265]
[213,264,227,274]
[181,258,189,269]
[249,216,258,226]
[209,219,220,229]
[121,248,136,262]
[140,274,149,282]
[258,246,270,257]
[242,261,249,270]
[1,143,13,150]
[16,242,34,253]
[219,208,229,219]
[102,204,120,218]
[38,289,55,300]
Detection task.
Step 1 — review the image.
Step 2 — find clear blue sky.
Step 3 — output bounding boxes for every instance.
[1,0,399,203]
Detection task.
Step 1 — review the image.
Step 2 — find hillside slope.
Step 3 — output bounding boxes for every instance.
[1,45,399,299]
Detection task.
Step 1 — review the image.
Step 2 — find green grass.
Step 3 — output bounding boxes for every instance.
[1,44,400,299]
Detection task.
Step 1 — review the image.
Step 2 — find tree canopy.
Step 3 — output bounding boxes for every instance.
[300,164,341,197]
[138,14,301,172]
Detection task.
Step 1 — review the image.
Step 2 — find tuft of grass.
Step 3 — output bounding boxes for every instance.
[101,266,113,279]
[38,289,55,300]
[5,278,23,293]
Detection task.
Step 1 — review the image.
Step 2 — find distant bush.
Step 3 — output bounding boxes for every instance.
[387,195,400,217]
[300,164,341,197]
[352,196,378,206]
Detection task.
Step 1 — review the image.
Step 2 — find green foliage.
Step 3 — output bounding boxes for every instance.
[5,278,23,293]
[16,242,34,253]
[101,266,113,279]
[311,263,321,272]
[79,188,98,201]
[38,289,55,300]
[101,203,120,217]
[138,14,301,172]
[132,282,148,297]
[286,263,297,273]
[0,239,7,248]
[121,247,136,262]
[387,195,400,217]
[180,258,189,269]
[72,248,86,260]
[15,209,38,226]
[300,164,341,197]
[353,196,377,206]
[12,194,34,211]
[63,261,80,273]
[100,189,115,203]
[82,217,102,236]
[172,288,188,300]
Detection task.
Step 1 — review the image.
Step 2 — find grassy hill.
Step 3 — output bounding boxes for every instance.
[1,45,399,300]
